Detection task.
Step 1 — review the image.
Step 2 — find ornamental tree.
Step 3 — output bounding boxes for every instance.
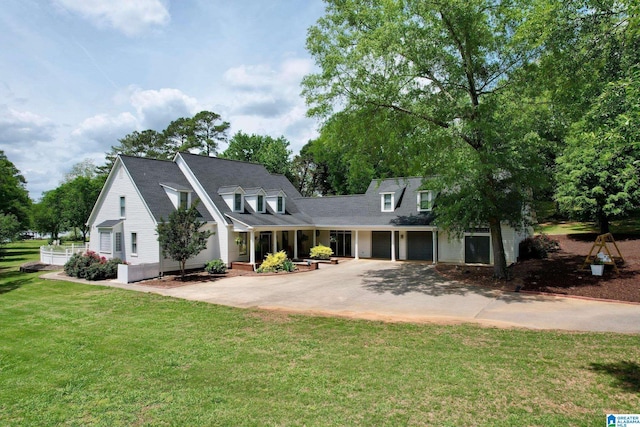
[156,202,213,280]
[302,0,552,278]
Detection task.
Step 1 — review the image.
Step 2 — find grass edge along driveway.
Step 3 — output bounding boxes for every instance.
[1,242,638,426]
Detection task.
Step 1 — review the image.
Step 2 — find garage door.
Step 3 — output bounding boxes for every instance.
[371,231,399,259]
[465,236,491,264]
[407,231,433,261]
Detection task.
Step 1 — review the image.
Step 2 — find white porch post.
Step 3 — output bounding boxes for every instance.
[294,229,298,260]
[355,230,359,259]
[391,230,396,261]
[249,229,256,265]
[432,230,438,264]
[272,230,277,254]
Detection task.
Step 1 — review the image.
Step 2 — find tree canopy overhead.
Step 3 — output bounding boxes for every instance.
[0,150,31,229]
[303,0,552,278]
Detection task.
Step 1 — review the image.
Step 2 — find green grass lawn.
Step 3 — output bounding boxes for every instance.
[536,217,640,235]
[1,242,639,426]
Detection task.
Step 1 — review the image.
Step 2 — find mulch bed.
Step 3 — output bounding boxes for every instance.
[137,263,319,289]
[436,234,640,303]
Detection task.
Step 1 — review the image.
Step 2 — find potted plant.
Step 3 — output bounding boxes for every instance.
[590,257,605,276]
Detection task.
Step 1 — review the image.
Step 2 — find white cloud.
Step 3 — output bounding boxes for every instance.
[223,59,317,151]
[53,0,170,36]
[0,106,56,145]
[71,112,138,146]
[129,87,200,130]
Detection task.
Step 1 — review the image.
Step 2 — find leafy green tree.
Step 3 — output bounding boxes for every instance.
[163,117,195,153]
[221,132,294,180]
[0,150,31,229]
[63,158,99,182]
[32,188,66,242]
[291,141,332,196]
[190,111,230,156]
[100,129,168,174]
[555,73,640,233]
[156,202,213,280]
[542,0,640,231]
[303,0,552,278]
[0,213,21,259]
[59,176,104,242]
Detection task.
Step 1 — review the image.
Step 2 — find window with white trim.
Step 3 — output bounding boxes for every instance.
[131,232,138,255]
[115,232,122,252]
[234,193,243,212]
[99,231,112,253]
[381,193,393,212]
[179,192,189,209]
[257,195,264,213]
[120,196,126,218]
[418,191,433,211]
[277,195,284,213]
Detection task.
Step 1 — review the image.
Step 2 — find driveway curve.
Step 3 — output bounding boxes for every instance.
[46,259,640,333]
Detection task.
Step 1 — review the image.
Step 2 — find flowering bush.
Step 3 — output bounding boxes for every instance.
[64,251,124,280]
[310,244,333,260]
[257,251,296,273]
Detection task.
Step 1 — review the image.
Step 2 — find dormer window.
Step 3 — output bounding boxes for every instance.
[257,195,264,213]
[179,192,189,209]
[381,193,393,212]
[234,193,243,212]
[277,196,284,213]
[217,186,245,212]
[266,190,286,214]
[418,191,433,211]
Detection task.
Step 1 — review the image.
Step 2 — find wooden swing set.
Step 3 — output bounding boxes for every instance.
[581,233,625,274]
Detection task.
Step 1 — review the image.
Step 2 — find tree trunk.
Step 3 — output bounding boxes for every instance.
[597,211,610,234]
[489,217,508,280]
[180,259,186,281]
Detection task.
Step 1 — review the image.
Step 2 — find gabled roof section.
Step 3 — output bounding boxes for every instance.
[178,153,310,227]
[218,185,244,195]
[120,155,214,223]
[244,187,266,196]
[160,182,192,192]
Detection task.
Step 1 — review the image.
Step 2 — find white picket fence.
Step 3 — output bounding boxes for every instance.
[40,244,88,266]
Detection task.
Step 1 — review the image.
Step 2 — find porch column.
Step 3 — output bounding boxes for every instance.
[294,229,298,260]
[432,230,438,264]
[354,230,359,259]
[272,230,278,254]
[391,230,397,261]
[313,229,317,247]
[249,229,256,265]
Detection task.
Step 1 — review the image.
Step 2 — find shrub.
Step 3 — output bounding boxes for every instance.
[205,259,227,274]
[519,234,560,260]
[257,251,296,273]
[310,244,333,260]
[63,251,123,280]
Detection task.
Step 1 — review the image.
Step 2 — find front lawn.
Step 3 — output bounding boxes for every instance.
[1,243,639,426]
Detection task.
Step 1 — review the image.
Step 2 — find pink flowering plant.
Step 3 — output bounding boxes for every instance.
[64,251,124,281]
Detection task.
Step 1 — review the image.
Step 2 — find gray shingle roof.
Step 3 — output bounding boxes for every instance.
[178,153,311,227]
[96,219,123,228]
[120,155,214,223]
[295,177,435,227]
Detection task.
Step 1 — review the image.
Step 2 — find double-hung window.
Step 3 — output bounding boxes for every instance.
[131,233,138,255]
[234,193,243,212]
[277,196,284,213]
[257,195,264,213]
[381,193,393,212]
[120,196,126,218]
[179,192,189,209]
[418,191,433,211]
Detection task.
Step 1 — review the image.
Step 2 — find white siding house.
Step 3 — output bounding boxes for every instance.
[87,153,531,282]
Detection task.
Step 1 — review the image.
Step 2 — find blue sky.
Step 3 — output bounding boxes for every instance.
[0,0,326,198]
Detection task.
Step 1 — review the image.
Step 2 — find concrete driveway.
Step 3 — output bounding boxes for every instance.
[47,259,640,333]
